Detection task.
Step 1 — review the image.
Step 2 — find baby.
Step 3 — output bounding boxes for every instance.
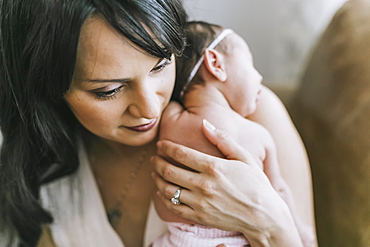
[154,21,313,247]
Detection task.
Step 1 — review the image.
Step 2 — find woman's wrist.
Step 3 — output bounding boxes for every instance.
[240,196,303,247]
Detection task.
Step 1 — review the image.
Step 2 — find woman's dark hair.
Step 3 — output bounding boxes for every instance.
[0,0,187,246]
[172,21,224,102]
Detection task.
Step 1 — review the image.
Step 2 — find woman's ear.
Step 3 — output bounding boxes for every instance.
[203,49,227,82]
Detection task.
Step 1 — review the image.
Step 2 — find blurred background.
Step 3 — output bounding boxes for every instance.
[184,2,370,246]
[184,0,348,89]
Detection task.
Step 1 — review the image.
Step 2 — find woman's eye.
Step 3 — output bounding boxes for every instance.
[94,86,124,100]
[151,57,172,73]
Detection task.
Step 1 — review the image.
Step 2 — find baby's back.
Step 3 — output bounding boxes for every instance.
[156,101,274,223]
[160,101,272,169]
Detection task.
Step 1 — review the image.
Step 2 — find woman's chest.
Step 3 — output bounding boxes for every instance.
[91,152,157,246]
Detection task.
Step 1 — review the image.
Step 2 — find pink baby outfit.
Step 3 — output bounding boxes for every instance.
[152,222,250,247]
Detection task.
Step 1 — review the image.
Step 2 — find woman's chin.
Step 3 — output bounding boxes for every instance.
[122,128,159,147]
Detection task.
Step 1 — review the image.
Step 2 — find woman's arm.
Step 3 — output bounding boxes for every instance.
[152,120,303,247]
[248,86,315,230]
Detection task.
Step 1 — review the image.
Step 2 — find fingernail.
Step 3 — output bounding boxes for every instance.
[203,119,216,131]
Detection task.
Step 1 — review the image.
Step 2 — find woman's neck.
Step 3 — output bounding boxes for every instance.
[84,131,157,245]
[81,131,157,171]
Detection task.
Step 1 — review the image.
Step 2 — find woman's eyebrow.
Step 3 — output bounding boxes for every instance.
[86,78,131,83]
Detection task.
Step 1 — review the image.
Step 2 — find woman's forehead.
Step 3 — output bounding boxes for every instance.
[73,16,161,85]
[78,16,126,55]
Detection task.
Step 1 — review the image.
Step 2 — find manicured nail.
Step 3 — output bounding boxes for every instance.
[203,119,216,131]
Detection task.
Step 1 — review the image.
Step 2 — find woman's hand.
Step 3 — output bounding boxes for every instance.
[152,120,303,247]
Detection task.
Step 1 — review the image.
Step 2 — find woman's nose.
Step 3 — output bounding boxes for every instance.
[128,83,160,119]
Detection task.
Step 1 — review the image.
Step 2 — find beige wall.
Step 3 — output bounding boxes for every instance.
[184,0,348,87]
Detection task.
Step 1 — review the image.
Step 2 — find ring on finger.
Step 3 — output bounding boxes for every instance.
[171,187,182,205]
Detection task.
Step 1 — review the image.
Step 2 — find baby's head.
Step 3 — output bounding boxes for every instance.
[173,21,263,116]
[173,21,224,101]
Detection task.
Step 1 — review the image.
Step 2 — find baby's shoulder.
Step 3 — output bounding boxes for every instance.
[161,101,201,128]
[160,101,204,141]
[240,117,274,143]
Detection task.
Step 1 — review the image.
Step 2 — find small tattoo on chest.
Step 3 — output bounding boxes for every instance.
[107,209,122,228]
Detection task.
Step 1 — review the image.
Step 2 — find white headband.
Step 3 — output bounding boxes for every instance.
[180,28,234,98]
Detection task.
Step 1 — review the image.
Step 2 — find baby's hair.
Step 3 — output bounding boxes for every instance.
[180,28,233,98]
[172,21,230,102]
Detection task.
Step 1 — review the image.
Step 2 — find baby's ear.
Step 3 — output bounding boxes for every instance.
[203,49,227,82]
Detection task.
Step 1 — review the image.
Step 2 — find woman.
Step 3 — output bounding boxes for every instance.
[0,0,314,246]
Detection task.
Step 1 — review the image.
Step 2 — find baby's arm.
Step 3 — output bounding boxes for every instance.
[159,101,222,160]
[263,133,315,247]
[156,101,221,223]
[248,86,314,229]
[159,101,183,144]
[156,101,191,223]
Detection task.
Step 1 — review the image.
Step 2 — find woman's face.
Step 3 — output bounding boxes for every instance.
[64,16,175,146]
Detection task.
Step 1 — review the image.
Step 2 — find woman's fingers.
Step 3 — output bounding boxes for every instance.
[151,170,202,222]
[156,139,220,174]
[151,168,191,204]
[155,119,259,176]
[154,185,196,216]
[202,119,256,165]
[151,155,209,204]
[151,153,201,188]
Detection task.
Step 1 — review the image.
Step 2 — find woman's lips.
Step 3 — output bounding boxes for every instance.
[124,118,158,132]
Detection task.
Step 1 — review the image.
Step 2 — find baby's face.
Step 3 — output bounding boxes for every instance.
[223,33,263,117]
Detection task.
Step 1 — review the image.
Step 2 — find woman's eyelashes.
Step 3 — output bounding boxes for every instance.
[92,56,172,100]
[150,57,172,74]
[94,85,125,100]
